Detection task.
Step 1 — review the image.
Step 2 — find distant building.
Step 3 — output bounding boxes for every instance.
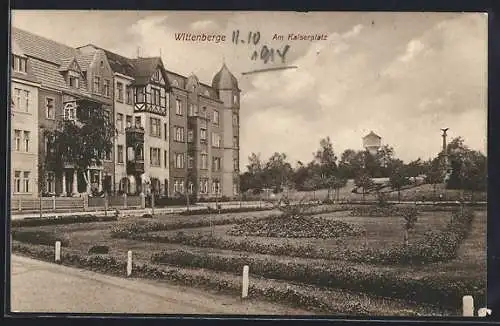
[362,131,381,155]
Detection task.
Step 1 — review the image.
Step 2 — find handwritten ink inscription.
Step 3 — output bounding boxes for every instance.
[231,30,290,64]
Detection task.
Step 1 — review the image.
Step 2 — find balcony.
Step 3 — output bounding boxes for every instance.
[125,126,144,147]
[126,160,144,174]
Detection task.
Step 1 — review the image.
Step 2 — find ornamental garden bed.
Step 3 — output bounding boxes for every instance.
[10,207,486,316]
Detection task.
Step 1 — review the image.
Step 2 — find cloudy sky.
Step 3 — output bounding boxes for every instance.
[12,11,487,169]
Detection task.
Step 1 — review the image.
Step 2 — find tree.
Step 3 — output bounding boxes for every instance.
[45,101,116,194]
[313,137,338,198]
[354,171,374,201]
[375,145,395,177]
[264,152,293,193]
[243,153,265,193]
[425,155,445,199]
[292,161,310,191]
[389,165,410,202]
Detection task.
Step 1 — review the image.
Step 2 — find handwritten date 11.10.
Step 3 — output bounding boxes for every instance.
[231,30,291,64]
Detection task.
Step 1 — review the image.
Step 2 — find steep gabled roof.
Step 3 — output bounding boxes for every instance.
[363,131,381,139]
[130,57,164,86]
[100,48,136,76]
[11,27,77,65]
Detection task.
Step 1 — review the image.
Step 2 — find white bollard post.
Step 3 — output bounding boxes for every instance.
[52,195,56,211]
[55,241,61,263]
[127,250,133,277]
[478,308,492,317]
[242,265,249,299]
[463,295,474,317]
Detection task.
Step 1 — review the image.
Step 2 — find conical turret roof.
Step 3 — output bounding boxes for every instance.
[212,63,238,90]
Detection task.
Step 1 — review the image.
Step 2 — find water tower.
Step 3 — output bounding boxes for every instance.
[362,131,382,155]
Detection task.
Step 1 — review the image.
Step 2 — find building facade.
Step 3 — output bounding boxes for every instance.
[362,131,382,155]
[10,27,240,199]
[11,39,40,199]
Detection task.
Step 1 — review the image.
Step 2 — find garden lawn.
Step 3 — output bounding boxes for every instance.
[11,208,486,316]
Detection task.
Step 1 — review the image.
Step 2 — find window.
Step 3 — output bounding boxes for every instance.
[150,117,161,137]
[201,153,208,169]
[233,94,238,104]
[164,150,168,168]
[116,82,124,102]
[233,113,239,126]
[104,79,110,97]
[23,171,30,193]
[93,76,101,94]
[14,171,21,193]
[212,133,221,148]
[200,128,207,141]
[126,85,133,104]
[188,155,194,169]
[13,88,21,111]
[136,87,145,102]
[234,158,239,171]
[23,90,29,112]
[164,123,167,140]
[14,130,21,151]
[45,97,55,119]
[136,145,144,161]
[174,126,185,142]
[12,55,27,73]
[212,157,221,172]
[135,116,142,128]
[63,103,76,121]
[117,145,124,163]
[23,131,30,152]
[187,129,194,142]
[100,61,104,69]
[153,70,161,82]
[116,113,124,132]
[46,172,55,193]
[151,88,161,105]
[188,104,198,116]
[175,99,183,115]
[233,136,239,148]
[201,107,207,118]
[233,183,239,196]
[188,182,194,194]
[126,115,132,128]
[213,110,220,124]
[212,179,221,194]
[69,76,79,88]
[199,178,209,194]
[175,153,185,169]
[150,147,161,166]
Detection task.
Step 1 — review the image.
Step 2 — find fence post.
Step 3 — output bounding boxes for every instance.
[127,250,133,277]
[242,265,249,299]
[140,192,145,209]
[83,193,89,211]
[39,191,43,218]
[463,295,474,317]
[55,241,61,263]
[123,193,127,209]
[52,195,56,212]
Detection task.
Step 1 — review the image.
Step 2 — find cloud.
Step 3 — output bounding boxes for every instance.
[398,39,425,62]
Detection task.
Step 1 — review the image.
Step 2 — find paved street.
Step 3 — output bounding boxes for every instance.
[10,255,310,315]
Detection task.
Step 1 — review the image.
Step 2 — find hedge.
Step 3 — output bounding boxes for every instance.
[11,214,117,227]
[151,249,485,310]
[11,241,371,315]
[11,229,70,247]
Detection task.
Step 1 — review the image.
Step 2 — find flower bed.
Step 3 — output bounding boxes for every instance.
[227,215,364,239]
[180,206,272,215]
[11,214,117,227]
[350,206,419,217]
[110,214,279,238]
[151,248,485,310]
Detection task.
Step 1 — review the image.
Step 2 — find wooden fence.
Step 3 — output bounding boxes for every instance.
[11,195,143,214]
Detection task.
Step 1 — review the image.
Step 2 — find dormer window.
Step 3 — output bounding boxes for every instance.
[11,55,27,73]
[68,70,80,88]
[153,70,161,82]
[100,61,104,69]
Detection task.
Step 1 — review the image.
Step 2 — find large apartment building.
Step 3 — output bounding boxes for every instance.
[10,27,240,199]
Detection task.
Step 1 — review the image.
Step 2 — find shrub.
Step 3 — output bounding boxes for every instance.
[11,214,117,227]
[11,229,69,246]
[88,245,110,255]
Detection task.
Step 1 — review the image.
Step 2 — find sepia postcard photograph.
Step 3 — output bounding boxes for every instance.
[8,10,488,317]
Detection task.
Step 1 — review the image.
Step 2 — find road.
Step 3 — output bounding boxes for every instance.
[9,255,311,315]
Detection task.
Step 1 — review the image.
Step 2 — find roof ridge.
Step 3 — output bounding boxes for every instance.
[12,26,77,53]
